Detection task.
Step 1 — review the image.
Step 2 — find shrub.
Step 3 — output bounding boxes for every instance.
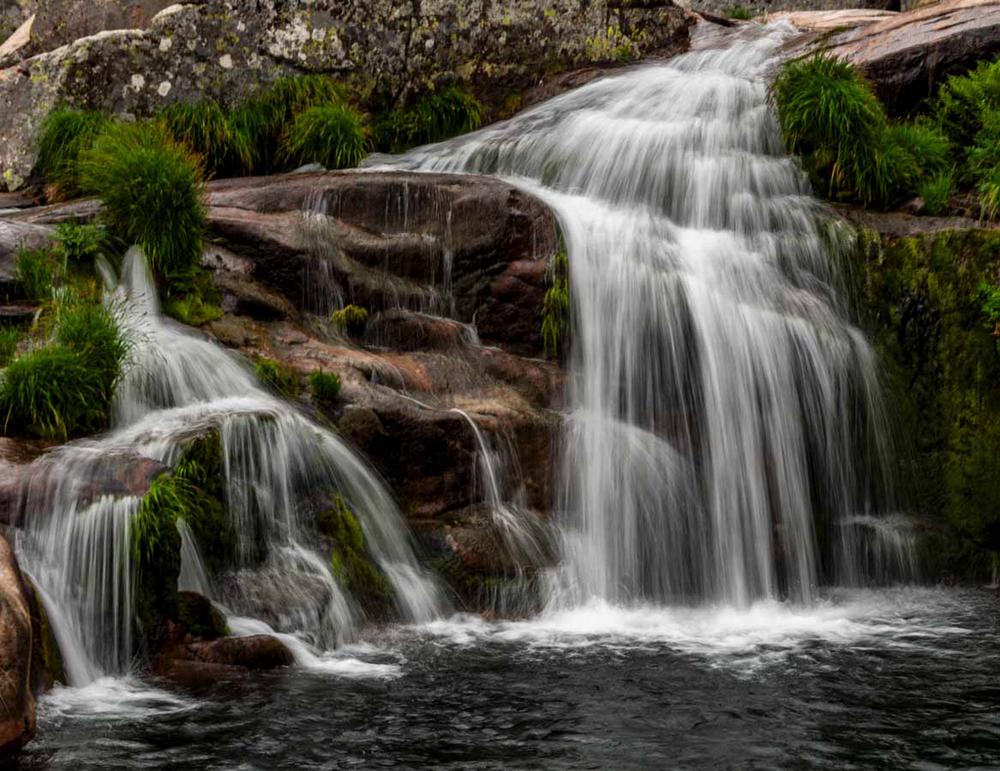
[53,221,107,264]
[374,86,484,152]
[541,251,570,357]
[224,102,269,174]
[34,109,110,199]
[308,370,342,404]
[918,172,954,216]
[775,55,954,208]
[331,304,369,336]
[255,358,300,397]
[15,247,63,301]
[79,121,206,281]
[933,59,1000,159]
[0,328,23,367]
[281,103,370,170]
[54,299,130,388]
[159,99,233,175]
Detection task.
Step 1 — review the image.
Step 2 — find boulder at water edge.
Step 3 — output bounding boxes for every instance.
[0,533,35,755]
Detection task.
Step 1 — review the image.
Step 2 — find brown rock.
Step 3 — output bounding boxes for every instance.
[0,534,35,756]
[156,634,294,681]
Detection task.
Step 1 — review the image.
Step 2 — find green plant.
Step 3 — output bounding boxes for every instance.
[331,304,369,336]
[541,251,570,357]
[53,221,107,264]
[933,59,1000,160]
[308,370,342,405]
[726,5,753,19]
[374,86,484,152]
[583,25,645,64]
[281,103,370,170]
[980,281,1000,350]
[159,99,233,175]
[79,121,206,281]
[317,494,393,618]
[918,172,954,216]
[54,299,130,388]
[162,269,222,326]
[0,328,23,367]
[977,164,1000,221]
[255,357,300,397]
[34,109,110,199]
[15,247,63,301]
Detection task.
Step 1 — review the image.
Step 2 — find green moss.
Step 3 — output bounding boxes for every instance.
[330,304,369,337]
[162,268,223,327]
[317,494,393,619]
[78,121,206,282]
[255,357,300,398]
[541,250,570,357]
[853,228,1000,579]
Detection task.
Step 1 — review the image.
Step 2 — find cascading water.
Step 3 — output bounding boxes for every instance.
[12,248,442,683]
[391,23,909,607]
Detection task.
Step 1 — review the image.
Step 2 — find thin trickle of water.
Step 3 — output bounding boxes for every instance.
[392,24,910,606]
[13,247,443,682]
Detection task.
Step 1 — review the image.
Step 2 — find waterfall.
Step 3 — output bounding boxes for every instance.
[392,24,903,606]
[12,248,443,683]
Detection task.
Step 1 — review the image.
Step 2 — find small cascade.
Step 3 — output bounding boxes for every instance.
[12,247,443,682]
[451,409,552,612]
[392,24,902,607]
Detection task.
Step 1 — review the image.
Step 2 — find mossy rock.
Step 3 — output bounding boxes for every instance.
[177,591,227,641]
[852,227,1000,580]
[316,494,394,620]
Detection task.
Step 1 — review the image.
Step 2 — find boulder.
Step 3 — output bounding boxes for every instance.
[0,219,53,296]
[797,0,1000,115]
[0,533,35,756]
[155,634,295,681]
[0,0,691,191]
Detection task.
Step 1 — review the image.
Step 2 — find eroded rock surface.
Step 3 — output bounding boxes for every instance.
[0,533,36,756]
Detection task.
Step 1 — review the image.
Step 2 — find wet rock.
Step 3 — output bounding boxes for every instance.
[797,0,1000,115]
[0,533,35,756]
[0,219,52,296]
[0,0,690,191]
[176,591,227,642]
[25,579,64,691]
[156,634,295,680]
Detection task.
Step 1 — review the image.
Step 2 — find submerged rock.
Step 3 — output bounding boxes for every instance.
[155,634,295,681]
[0,534,35,756]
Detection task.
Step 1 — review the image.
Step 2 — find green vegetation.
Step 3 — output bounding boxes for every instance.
[0,293,128,439]
[583,25,646,65]
[774,55,952,209]
[53,221,107,265]
[541,250,570,357]
[281,103,370,170]
[331,304,369,336]
[255,357,300,397]
[725,5,753,20]
[78,121,206,281]
[159,99,235,176]
[308,370,342,404]
[0,328,23,367]
[34,109,109,199]
[374,86,484,152]
[132,432,234,636]
[932,59,1000,164]
[15,247,64,302]
[317,494,393,619]
[918,172,955,217]
[162,269,222,327]
[853,228,1000,579]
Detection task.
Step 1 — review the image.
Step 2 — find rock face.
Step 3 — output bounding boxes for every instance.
[786,0,1000,115]
[0,534,36,756]
[0,0,691,190]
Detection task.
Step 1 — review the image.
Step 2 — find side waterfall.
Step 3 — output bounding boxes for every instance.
[13,249,442,684]
[393,25,907,606]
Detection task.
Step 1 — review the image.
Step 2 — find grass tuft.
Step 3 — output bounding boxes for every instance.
[159,99,233,176]
[255,358,300,398]
[280,103,370,170]
[15,247,64,302]
[331,304,369,336]
[79,121,206,281]
[308,370,342,404]
[374,86,484,152]
[35,109,110,200]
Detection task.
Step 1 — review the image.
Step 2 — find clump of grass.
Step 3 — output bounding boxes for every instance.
[34,109,110,199]
[374,86,484,152]
[79,121,206,281]
[15,247,64,302]
[774,55,954,209]
[53,221,107,264]
[981,282,1000,351]
[726,5,753,19]
[0,328,24,367]
[162,268,222,327]
[255,357,300,397]
[541,251,570,357]
[0,294,128,438]
[918,172,954,216]
[308,370,342,404]
[933,59,1000,162]
[159,99,233,176]
[281,103,370,170]
[331,304,369,336]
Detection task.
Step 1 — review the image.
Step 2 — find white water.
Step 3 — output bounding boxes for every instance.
[13,248,443,683]
[391,24,907,608]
